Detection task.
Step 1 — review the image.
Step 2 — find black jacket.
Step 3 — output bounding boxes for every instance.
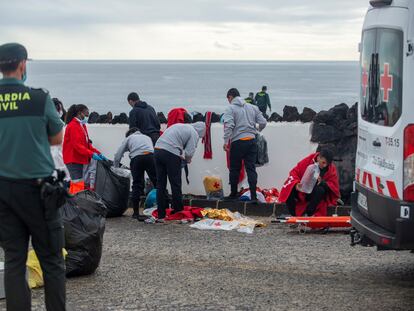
[128,101,160,135]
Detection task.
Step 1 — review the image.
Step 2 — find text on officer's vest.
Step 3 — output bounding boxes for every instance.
[0,92,31,111]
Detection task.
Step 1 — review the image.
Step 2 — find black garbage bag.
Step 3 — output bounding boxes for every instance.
[63,190,106,277]
[256,134,269,167]
[95,160,131,217]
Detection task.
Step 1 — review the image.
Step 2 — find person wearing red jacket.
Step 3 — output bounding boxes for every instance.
[278,148,340,217]
[63,104,106,192]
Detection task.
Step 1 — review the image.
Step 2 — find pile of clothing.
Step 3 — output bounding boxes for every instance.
[239,187,279,203]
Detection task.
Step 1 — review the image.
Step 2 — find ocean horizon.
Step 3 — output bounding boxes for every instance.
[25,60,360,115]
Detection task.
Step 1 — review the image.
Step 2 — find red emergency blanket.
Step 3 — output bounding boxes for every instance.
[278,152,340,216]
[152,206,204,221]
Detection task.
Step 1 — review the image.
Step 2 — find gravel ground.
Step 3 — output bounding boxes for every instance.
[1,210,414,311]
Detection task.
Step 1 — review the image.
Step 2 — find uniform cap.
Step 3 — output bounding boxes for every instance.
[0,43,28,65]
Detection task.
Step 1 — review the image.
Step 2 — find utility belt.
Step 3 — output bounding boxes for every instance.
[0,170,70,219]
[0,176,44,186]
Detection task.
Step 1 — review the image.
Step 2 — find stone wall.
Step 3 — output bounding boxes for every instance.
[87,103,358,203]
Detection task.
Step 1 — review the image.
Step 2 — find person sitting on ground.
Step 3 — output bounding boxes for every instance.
[63,104,107,193]
[254,85,271,116]
[223,88,267,203]
[278,148,340,217]
[153,122,206,223]
[127,92,161,145]
[114,127,157,220]
[245,92,256,105]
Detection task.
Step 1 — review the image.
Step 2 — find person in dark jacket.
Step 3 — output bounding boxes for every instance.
[254,86,271,115]
[127,92,161,145]
[245,92,256,105]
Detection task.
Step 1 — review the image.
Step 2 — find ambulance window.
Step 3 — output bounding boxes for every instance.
[377,29,403,126]
[360,28,403,127]
[360,29,376,123]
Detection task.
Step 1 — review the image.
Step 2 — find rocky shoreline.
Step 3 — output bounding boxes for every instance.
[88,102,358,204]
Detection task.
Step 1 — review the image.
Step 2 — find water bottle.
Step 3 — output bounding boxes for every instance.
[299,163,320,194]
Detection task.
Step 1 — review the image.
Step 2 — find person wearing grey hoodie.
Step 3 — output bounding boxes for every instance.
[114,128,157,220]
[223,88,267,202]
[154,122,206,221]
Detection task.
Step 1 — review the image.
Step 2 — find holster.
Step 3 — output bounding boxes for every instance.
[40,170,70,220]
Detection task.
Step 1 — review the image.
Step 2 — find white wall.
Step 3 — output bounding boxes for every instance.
[87,123,317,195]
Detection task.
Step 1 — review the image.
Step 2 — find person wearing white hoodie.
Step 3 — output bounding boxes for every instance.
[154,122,206,221]
[223,88,267,202]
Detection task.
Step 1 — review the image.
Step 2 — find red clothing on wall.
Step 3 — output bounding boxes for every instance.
[278,152,340,216]
[63,119,100,165]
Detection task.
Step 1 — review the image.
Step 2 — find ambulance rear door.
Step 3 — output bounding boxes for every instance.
[356,6,408,230]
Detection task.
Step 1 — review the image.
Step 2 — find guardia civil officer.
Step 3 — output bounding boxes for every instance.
[0,43,66,310]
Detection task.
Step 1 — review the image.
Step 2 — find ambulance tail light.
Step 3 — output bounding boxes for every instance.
[403,125,414,201]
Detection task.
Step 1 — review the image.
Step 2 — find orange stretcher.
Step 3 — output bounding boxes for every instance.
[273,216,351,233]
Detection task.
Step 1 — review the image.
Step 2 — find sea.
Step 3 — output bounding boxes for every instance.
[25,60,360,115]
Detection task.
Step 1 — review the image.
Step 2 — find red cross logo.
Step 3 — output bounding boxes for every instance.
[213,182,221,189]
[380,63,393,102]
[362,66,368,97]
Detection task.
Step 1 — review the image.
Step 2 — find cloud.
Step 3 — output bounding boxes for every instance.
[0,0,368,60]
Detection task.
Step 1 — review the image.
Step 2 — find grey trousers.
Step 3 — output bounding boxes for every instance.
[0,178,66,311]
[66,160,97,188]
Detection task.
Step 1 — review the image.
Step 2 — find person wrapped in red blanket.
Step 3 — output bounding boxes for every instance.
[278,148,340,217]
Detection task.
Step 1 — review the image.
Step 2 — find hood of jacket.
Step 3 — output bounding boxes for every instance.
[192,121,206,138]
[231,96,246,107]
[134,101,148,109]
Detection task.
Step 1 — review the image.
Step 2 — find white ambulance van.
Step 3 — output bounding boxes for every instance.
[351,0,414,250]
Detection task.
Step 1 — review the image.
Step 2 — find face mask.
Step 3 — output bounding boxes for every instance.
[81,117,89,124]
[58,110,64,117]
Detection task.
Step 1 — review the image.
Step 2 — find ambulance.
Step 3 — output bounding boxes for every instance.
[351,0,414,250]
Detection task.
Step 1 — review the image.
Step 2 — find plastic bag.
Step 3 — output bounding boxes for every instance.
[300,163,320,194]
[95,161,131,217]
[27,249,67,289]
[63,190,106,277]
[190,219,240,231]
[203,176,224,200]
[255,134,269,167]
[110,166,131,179]
[145,189,157,209]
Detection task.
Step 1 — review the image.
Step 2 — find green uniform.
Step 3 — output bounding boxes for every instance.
[0,78,63,178]
[254,91,271,115]
[245,97,255,105]
[0,76,66,311]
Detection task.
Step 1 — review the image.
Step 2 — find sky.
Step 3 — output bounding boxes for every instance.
[0,0,368,61]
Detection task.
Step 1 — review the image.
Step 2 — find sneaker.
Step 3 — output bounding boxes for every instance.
[136,215,148,222]
[144,217,166,224]
[144,217,156,224]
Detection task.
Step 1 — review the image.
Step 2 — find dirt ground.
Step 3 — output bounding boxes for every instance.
[1,211,414,311]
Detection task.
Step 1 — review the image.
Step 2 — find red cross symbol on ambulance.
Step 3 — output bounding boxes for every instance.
[380,63,393,102]
[362,66,368,97]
